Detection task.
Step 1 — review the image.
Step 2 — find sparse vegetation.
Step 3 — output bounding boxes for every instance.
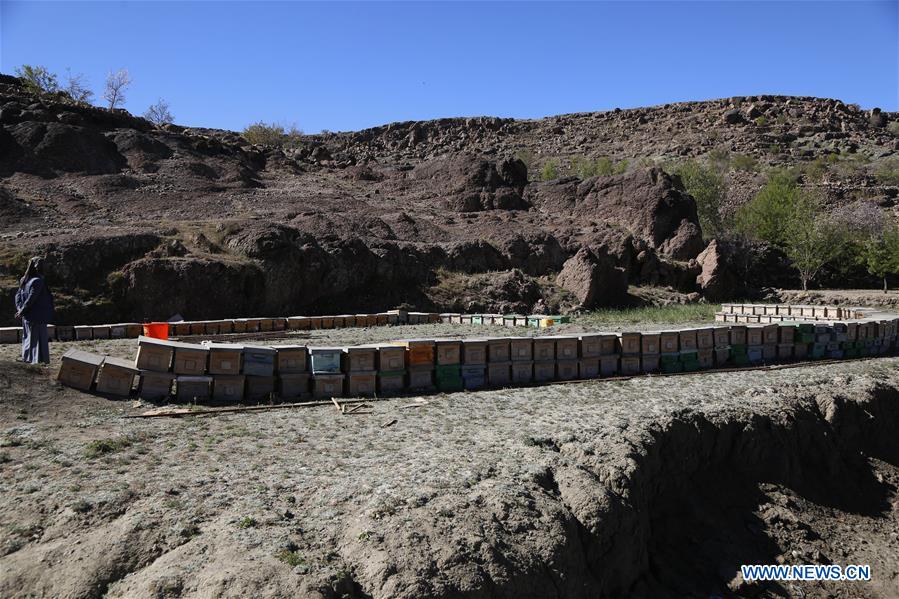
[875,158,899,185]
[63,68,93,104]
[242,121,302,147]
[570,155,628,178]
[276,549,307,568]
[237,516,257,529]
[729,153,759,172]
[888,121,899,137]
[539,159,559,181]
[144,98,174,126]
[15,64,59,94]
[672,159,726,238]
[577,303,720,326]
[103,68,132,110]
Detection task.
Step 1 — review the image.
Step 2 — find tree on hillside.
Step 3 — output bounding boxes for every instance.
[860,224,899,293]
[63,68,93,104]
[103,68,132,110]
[15,64,59,94]
[144,98,174,126]
[673,159,726,238]
[781,192,842,290]
[242,121,302,147]
[734,170,801,246]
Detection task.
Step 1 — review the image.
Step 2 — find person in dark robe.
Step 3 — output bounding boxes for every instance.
[14,257,54,364]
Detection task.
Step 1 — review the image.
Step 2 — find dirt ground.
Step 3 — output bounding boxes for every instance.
[1,322,899,598]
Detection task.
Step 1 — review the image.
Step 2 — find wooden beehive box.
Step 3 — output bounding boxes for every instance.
[278,373,310,399]
[746,325,764,347]
[172,322,190,336]
[58,349,104,391]
[696,349,714,369]
[556,360,578,381]
[617,332,641,356]
[764,305,779,316]
[0,327,21,344]
[246,376,275,401]
[309,347,342,374]
[95,356,139,396]
[173,342,210,375]
[243,345,277,376]
[391,339,435,367]
[552,336,579,361]
[579,334,609,358]
[620,356,641,375]
[486,338,511,362]
[258,318,274,332]
[407,366,434,390]
[213,375,245,402]
[347,372,377,396]
[339,315,357,327]
[203,321,220,335]
[135,336,175,372]
[532,338,555,362]
[487,362,511,386]
[762,324,779,345]
[56,325,75,341]
[752,305,767,316]
[232,319,248,333]
[306,317,322,330]
[509,337,533,361]
[435,340,462,365]
[176,375,212,401]
[579,359,600,379]
[641,332,661,355]
[331,316,345,329]
[383,312,400,325]
[376,344,406,372]
[777,344,793,360]
[343,346,377,372]
[138,371,175,400]
[244,318,262,332]
[779,325,796,344]
[204,343,243,376]
[287,316,310,330]
[641,354,660,373]
[276,345,308,373]
[378,372,405,393]
[189,322,206,335]
[74,325,93,341]
[90,326,110,339]
[678,329,697,351]
[533,361,555,382]
[730,325,747,346]
[511,361,533,383]
[123,323,143,338]
[109,324,127,339]
[695,328,714,349]
[375,314,388,326]
[461,365,486,389]
[599,355,619,377]
[462,339,488,364]
[271,318,286,331]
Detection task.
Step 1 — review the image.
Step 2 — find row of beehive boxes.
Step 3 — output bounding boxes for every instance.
[438,313,570,327]
[719,303,869,320]
[0,310,442,344]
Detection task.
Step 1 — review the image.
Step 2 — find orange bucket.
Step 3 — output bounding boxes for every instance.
[142,322,169,340]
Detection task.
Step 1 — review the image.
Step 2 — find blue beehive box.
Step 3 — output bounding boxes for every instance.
[242,345,276,377]
[309,347,343,374]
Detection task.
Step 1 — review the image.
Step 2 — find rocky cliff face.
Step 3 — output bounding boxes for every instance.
[0,73,896,323]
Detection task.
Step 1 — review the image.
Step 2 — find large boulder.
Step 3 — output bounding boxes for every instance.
[695,240,740,301]
[525,168,705,260]
[411,153,529,212]
[31,123,126,174]
[556,247,628,308]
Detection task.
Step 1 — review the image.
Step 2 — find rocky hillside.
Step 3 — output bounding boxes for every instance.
[1,73,897,324]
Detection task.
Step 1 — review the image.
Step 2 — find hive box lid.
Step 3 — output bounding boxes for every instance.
[343,344,380,352]
[309,346,343,352]
[201,342,245,351]
[62,349,105,366]
[138,336,206,351]
[102,356,139,373]
[241,344,277,354]
[275,344,308,351]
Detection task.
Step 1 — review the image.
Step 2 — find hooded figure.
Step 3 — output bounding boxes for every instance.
[14,257,54,364]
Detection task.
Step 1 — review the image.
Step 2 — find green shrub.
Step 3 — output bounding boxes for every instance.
[568,155,627,178]
[540,159,559,181]
[875,158,899,185]
[887,121,899,137]
[83,436,132,458]
[15,64,59,94]
[242,122,302,147]
[735,170,801,246]
[754,116,767,126]
[276,549,306,568]
[729,153,759,172]
[859,224,899,292]
[672,159,726,238]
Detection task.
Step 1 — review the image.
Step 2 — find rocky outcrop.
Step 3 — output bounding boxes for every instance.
[526,168,705,260]
[411,153,529,212]
[555,247,628,308]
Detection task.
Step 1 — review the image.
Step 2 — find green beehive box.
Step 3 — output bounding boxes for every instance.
[555,315,571,324]
[660,353,680,365]
[435,364,462,380]
[527,317,541,328]
[660,360,683,373]
[798,332,815,344]
[732,352,750,366]
[797,323,814,333]
[471,315,484,325]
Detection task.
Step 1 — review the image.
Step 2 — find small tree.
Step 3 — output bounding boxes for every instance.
[103,68,132,110]
[15,64,59,94]
[735,170,801,246]
[242,121,302,147]
[144,98,174,126]
[63,68,93,104]
[860,225,899,293]
[782,192,842,290]
[540,159,559,181]
[673,159,726,238]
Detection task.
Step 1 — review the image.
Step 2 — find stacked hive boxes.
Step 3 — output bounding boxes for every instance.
[377,344,406,393]
[309,347,344,398]
[461,339,488,389]
[394,340,436,391]
[435,340,463,392]
[344,346,378,396]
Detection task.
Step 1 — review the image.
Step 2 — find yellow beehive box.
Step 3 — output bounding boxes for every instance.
[95,356,139,397]
[58,349,104,391]
[135,336,175,372]
[213,375,246,402]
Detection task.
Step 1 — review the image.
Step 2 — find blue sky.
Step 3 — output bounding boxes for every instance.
[1,1,897,133]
